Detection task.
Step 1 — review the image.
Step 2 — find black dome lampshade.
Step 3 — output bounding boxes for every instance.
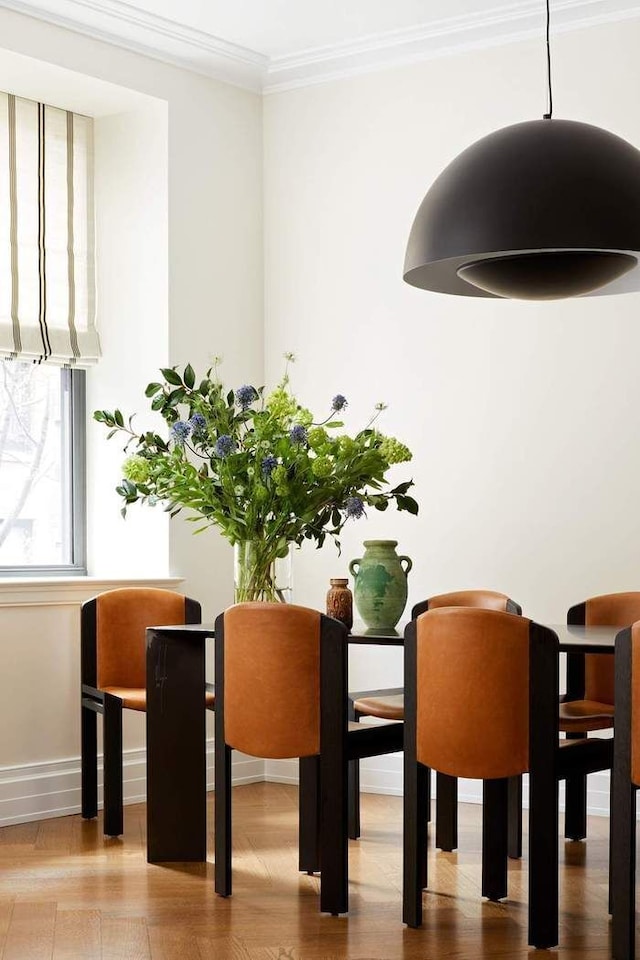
[403,3,640,300]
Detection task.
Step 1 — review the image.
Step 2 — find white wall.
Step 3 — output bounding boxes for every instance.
[0,7,264,822]
[90,103,171,579]
[262,19,640,806]
[2,6,639,823]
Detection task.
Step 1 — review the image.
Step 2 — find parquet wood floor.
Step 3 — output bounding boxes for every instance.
[0,783,617,959]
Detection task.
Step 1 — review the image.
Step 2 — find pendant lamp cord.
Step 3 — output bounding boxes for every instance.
[543,0,553,119]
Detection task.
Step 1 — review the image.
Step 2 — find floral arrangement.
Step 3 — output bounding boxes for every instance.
[94,355,417,600]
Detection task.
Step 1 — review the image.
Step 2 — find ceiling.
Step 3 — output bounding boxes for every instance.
[1,0,640,91]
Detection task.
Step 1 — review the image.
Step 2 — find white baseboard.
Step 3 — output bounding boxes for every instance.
[0,741,264,827]
[265,756,614,818]
[0,748,616,828]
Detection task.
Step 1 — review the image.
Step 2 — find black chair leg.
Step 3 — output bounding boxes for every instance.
[565,732,588,840]
[612,781,637,960]
[482,778,509,901]
[436,772,458,851]
[299,755,320,874]
[564,772,587,840]
[102,693,123,837]
[348,703,361,840]
[81,704,98,820]
[319,753,348,915]
[348,759,361,840]
[528,773,559,949]
[507,774,523,859]
[215,742,232,896]
[609,763,616,916]
[403,760,429,927]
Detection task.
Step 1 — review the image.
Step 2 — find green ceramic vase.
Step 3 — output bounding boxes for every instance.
[349,540,412,629]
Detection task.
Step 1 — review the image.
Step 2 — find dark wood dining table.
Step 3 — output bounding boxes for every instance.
[144,619,618,863]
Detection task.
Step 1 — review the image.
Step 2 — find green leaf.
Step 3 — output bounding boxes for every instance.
[227,390,234,407]
[397,495,419,515]
[114,409,124,427]
[161,367,183,386]
[151,395,165,411]
[183,364,195,389]
[167,389,185,407]
[391,480,413,495]
[145,382,162,397]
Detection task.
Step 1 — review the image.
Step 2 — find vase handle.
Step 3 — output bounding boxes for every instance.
[399,556,413,576]
[348,559,361,577]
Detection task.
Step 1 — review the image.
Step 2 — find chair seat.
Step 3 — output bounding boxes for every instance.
[356,692,615,733]
[559,699,614,733]
[354,693,405,721]
[102,686,216,712]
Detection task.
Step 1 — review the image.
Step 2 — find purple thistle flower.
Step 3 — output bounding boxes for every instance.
[214,434,236,458]
[170,421,191,445]
[345,496,365,519]
[189,413,206,433]
[289,425,308,446]
[236,385,258,410]
[332,394,348,412]
[261,454,278,477]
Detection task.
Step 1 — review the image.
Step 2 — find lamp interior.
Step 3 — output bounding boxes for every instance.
[457,250,637,300]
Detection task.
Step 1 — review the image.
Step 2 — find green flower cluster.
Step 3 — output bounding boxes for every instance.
[94,359,418,559]
[122,454,151,484]
[378,436,413,465]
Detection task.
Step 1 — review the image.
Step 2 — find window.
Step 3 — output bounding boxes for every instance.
[0,91,98,576]
[0,361,85,573]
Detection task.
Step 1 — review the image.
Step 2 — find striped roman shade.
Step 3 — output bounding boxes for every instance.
[0,92,100,366]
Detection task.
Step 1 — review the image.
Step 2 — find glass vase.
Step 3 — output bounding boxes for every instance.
[234,540,292,603]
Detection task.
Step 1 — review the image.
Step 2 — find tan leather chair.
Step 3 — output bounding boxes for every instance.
[402,607,612,949]
[81,587,212,836]
[562,593,640,842]
[349,589,522,853]
[213,602,403,915]
[611,620,640,960]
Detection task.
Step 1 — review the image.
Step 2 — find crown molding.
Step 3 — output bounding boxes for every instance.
[1,0,640,94]
[264,0,640,93]
[0,0,269,91]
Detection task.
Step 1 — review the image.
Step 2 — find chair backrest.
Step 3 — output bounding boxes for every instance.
[215,602,345,760]
[568,592,640,704]
[82,588,201,690]
[409,607,553,780]
[412,589,522,619]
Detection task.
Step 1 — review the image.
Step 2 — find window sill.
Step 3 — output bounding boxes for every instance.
[0,576,185,608]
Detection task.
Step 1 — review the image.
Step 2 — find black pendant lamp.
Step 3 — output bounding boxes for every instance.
[403,1,640,300]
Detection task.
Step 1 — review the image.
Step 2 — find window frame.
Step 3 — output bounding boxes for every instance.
[0,365,87,577]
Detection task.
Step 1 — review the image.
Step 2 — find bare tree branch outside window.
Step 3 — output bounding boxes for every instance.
[0,362,65,565]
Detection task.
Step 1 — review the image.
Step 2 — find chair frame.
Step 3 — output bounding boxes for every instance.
[564,600,592,841]
[612,625,637,960]
[349,594,523,857]
[80,593,202,837]
[402,614,613,949]
[214,608,404,915]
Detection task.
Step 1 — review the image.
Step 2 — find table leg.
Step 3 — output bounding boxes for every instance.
[146,627,207,862]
